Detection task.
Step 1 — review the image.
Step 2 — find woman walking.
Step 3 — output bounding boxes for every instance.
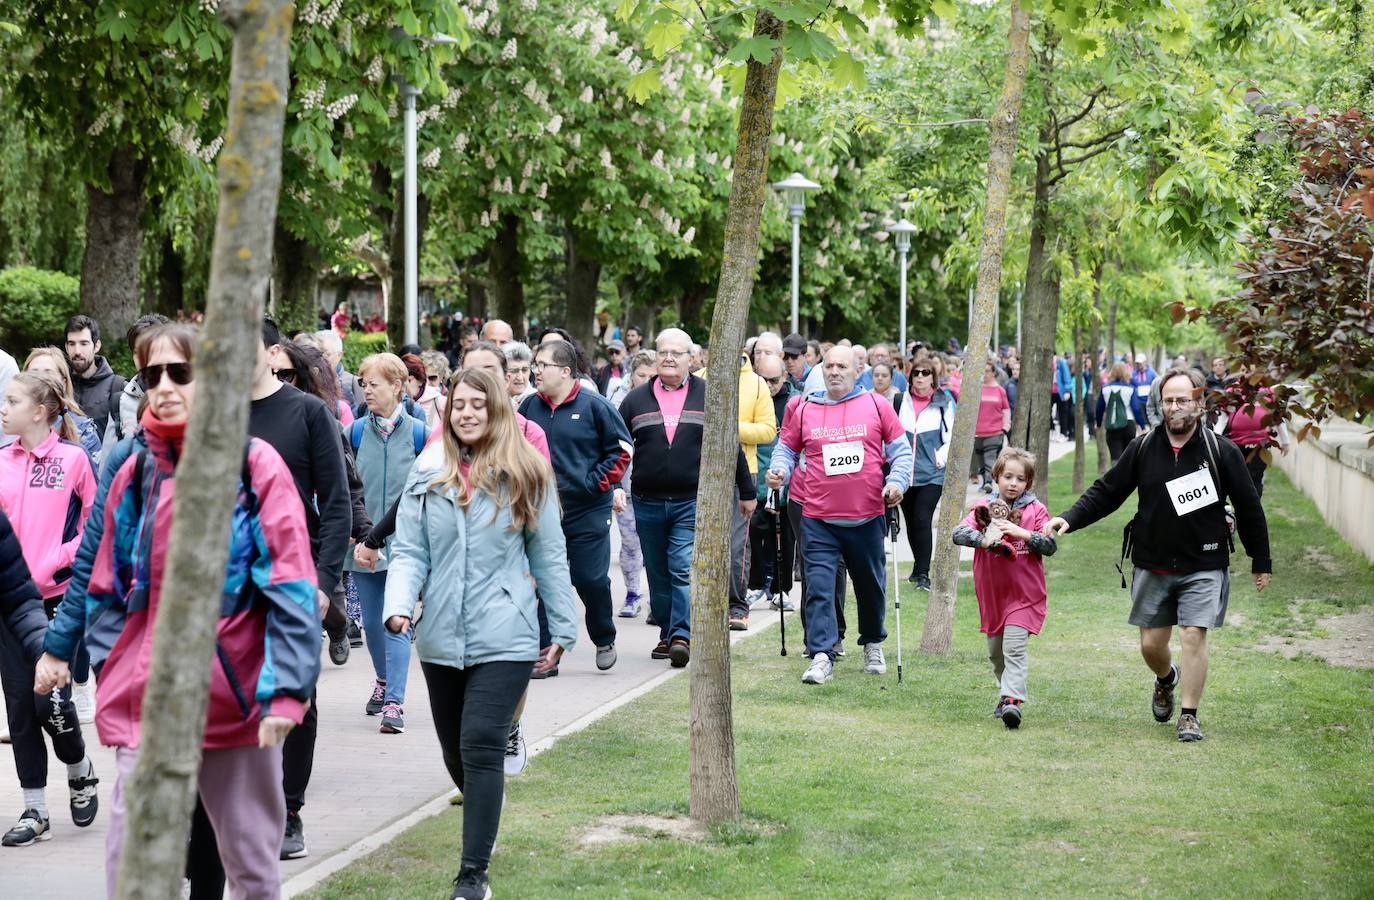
[897,353,956,590]
[1096,362,1144,463]
[383,368,577,900]
[22,348,103,463]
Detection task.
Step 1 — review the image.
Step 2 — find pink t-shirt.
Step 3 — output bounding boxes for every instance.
[975,383,1010,437]
[653,378,690,445]
[961,497,1051,636]
[1226,388,1275,448]
[779,392,906,521]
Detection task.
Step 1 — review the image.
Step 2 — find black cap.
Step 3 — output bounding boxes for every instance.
[782,333,807,356]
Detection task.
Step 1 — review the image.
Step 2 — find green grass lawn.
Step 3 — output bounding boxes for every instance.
[307,454,1374,898]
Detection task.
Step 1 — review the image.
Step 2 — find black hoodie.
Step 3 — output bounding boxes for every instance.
[72,355,126,437]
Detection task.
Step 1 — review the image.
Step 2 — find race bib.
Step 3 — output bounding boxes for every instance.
[1166,467,1219,516]
[1136,384,1151,397]
[822,441,864,476]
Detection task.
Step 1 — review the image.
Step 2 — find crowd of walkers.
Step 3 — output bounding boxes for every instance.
[0,311,1282,898]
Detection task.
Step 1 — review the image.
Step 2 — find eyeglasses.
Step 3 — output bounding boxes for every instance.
[1162,397,1196,408]
[911,368,933,377]
[273,368,298,383]
[764,375,785,385]
[141,362,194,387]
[508,366,530,376]
[657,349,690,359]
[532,361,565,372]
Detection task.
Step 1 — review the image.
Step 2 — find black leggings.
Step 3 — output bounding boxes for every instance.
[1105,425,1135,462]
[422,660,532,870]
[900,483,942,580]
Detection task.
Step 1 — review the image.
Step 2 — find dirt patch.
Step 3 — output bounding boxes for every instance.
[1253,607,1374,669]
[577,814,707,849]
[1302,545,1342,576]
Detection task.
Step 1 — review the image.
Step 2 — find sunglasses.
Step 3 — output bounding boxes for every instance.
[427,374,441,383]
[911,368,933,377]
[141,362,194,387]
[273,368,298,383]
[764,375,785,385]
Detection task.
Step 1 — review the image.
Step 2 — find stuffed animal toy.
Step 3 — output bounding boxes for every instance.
[973,500,1022,558]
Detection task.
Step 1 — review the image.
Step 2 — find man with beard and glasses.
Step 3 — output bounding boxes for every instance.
[1044,367,1271,743]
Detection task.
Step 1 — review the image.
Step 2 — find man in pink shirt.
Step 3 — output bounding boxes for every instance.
[766,346,912,685]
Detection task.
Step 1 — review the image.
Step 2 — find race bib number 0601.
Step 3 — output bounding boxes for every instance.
[1165,467,1218,517]
[822,441,864,476]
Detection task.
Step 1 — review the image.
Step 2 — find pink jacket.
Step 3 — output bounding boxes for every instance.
[959,496,1052,636]
[0,430,95,599]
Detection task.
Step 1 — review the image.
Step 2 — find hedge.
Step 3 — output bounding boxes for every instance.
[0,266,80,356]
[342,332,390,373]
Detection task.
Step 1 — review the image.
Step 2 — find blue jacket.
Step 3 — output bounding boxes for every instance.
[1054,357,1073,397]
[382,443,579,668]
[0,509,47,666]
[43,431,145,663]
[519,382,632,520]
[898,388,956,488]
[857,368,908,393]
[1130,366,1158,422]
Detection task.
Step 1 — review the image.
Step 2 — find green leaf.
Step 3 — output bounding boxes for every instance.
[194,32,217,61]
[627,67,663,104]
[783,28,837,62]
[644,20,686,57]
[183,94,203,122]
[932,0,958,20]
[726,35,781,66]
[828,50,865,90]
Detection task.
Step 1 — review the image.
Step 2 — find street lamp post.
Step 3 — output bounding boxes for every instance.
[888,218,917,354]
[772,172,821,334]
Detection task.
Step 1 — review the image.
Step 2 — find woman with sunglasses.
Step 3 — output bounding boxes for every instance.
[383,367,577,900]
[414,350,450,430]
[74,324,318,896]
[897,351,956,591]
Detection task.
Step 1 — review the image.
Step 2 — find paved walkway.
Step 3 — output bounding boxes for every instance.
[3,439,1077,894]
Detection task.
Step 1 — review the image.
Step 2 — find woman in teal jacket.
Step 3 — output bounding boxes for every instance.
[382,367,576,900]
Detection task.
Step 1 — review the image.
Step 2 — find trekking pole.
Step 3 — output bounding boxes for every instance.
[887,504,903,684]
[767,488,787,656]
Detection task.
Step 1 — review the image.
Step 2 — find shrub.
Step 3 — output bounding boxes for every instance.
[0,266,80,356]
[342,332,390,373]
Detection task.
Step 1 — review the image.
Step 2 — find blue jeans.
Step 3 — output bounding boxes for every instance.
[797,516,888,660]
[633,497,696,642]
[353,570,410,704]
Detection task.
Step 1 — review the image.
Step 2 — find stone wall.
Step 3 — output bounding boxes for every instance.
[1275,417,1374,565]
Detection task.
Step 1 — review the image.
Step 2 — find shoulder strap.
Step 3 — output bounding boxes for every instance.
[131,448,149,520]
[1201,427,1225,500]
[893,392,903,415]
[240,445,258,515]
[411,418,427,454]
[350,419,365,451]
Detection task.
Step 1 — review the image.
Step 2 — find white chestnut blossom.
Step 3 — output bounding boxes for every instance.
[365,56,384,83]
[422,148,441,168]
[546,114,562,134]
[683,226,695,244]
[580,85,594,104]
[501,38,518,60]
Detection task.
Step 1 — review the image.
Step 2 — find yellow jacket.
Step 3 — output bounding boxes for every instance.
[693,361,776,473]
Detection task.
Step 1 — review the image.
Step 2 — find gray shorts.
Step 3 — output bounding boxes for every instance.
[1128,567,1230,629]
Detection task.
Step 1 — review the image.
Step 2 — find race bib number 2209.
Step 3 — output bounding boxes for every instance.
[822,441,864,476]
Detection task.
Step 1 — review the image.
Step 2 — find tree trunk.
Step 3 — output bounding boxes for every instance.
[1090,263,1108,475]
[81,143,148,342]
[689,9,785,823]
[678,286,708,334]
[1007,137,1057,502]
[272,222,321,335]
[921,0,1032,655]
[490,213,525,331]
[154,233,184,319]
[1071,324,1085,494]
[114,3,292,897]
[564,226,601,349]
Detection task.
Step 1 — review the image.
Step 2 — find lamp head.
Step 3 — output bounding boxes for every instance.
[771,172,821,217]
[890,218,917,253]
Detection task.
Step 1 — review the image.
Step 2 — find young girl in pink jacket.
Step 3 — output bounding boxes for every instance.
[951,447,1057,729]
[0,370,98,846]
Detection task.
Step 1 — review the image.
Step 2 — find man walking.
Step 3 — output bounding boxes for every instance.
[746,354,795,609]
[618,328,753,667]
[1044,367,1271,742]
[728,339,777,630]
[520,340,632,671]
[65,315,125,438]
[766,346,912,685]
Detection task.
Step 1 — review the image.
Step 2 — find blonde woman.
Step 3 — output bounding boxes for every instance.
[23,348,102,463]
[383,368,576,900]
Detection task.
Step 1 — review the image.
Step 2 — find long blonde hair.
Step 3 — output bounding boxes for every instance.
[11,371,78,442]
[433,367,551,531]
[23,347,86,416]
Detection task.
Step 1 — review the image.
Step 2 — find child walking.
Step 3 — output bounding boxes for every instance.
[952,448,1057,728]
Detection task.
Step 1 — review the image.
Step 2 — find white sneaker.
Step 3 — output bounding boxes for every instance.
[74,682,95,724]
[0,724,9,743]
[801,655,833,685]
[863,644,887,675]
[504,722,528,776]
[745,588,768,609]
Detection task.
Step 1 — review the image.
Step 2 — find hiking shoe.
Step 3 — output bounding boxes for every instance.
[347,620,364,648]
[907,568,920,583]
[69,761,99,827]
[769,596,796,612]
[802,655,833,684]
[618,593,642,618]
[504,722,528,777]
[729,614,748,631]
[73,682,95,724]
[451,866,492,900]
[280,811,307,859]
[863,644,887,675]
[530,663,558,679]
[1152,665,1179,722]
[2,809,50,847]
[651,640,671,660]
[669,638,691,668]
[915,575,931,592]
[596,644,617,671]
[328,635,350,666]
[645,611,658,627]
[1177,713,1203,742]
[380,702,405,734]
[365,680,386,716]
[1002,699,1023,729]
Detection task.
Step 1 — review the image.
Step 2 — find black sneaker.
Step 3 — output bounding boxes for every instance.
[1,809,51,847]
[69,762,99,827]
[380,702,405,734]
[907,568,920,583]
[1152,665,1179,722]
[280,811,307,860]
[451,866,492,900]
[365,680,386,716]
[347,620,364,648]
[328,635,350,666]
[915,575,931,592]
[1001,699,1023,729]
[1177,713,1203,742]
[651,639,670,660]
[993,698,1007,718]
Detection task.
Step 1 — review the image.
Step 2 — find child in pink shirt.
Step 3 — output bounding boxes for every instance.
[951,447,1057,729]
